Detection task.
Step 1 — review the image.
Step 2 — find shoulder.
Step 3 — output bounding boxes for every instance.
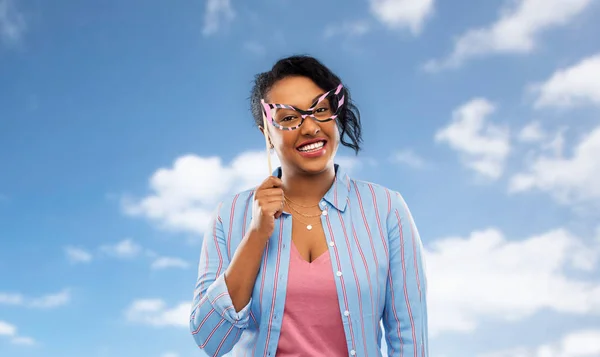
[348,178,416,235]
[212,187,256,224]
[348,178,408,213]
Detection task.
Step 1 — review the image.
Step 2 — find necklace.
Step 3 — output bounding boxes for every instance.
[284,201,321,230]
[283,195,320,208]
[285,198,323,218]
[289,212,319,231]
[283,195,325,230]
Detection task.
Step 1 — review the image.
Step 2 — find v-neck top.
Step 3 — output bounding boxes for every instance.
[275,241,348,356]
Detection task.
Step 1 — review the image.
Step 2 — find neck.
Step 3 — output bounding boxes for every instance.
[280,164,336,205]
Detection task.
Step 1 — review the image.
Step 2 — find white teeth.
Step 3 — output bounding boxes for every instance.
[298,141,325,152]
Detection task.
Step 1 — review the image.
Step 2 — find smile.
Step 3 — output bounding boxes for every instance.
[297,141,325,152]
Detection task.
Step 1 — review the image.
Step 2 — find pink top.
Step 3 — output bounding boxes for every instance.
[276,242,349,356]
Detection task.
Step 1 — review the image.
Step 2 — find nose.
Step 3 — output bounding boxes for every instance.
[300,115,321,136]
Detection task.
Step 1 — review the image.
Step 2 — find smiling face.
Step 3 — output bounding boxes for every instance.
[263,75,340,176]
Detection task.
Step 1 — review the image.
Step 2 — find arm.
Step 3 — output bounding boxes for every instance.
[224,229,269,311]
[189,204,255,357]
[382,191,429,357]
[224,176,283,311]
[190,177,283,356]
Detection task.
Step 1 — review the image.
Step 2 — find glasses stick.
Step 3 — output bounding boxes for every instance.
[262,112,273,175]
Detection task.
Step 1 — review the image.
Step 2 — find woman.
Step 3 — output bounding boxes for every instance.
[190,55,429,357]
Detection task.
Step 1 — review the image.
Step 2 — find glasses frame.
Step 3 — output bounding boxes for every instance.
[260,84,345,131]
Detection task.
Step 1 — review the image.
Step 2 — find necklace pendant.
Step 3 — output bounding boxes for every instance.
[307,225,312,230]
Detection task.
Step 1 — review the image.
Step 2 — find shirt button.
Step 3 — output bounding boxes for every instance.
[322,210,328,216]
[336,271,342,277]
[350,350,356,355]
[344,310,350,316]
[320,201,327,207]
[329,241,335,247]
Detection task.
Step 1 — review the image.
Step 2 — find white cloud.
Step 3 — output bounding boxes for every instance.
[435,98,510,179]
[28,289,71,309]
[100,238,142,259]
[122,151,276,235]
[426,227,600,336]
[479,329,600,357]
[161,353,179,357]
[0,292,22,305]
[334,155,364,171]
[11,336,35,345]
[369,0,434,34]
[423,0,593,71]
[125,299,190,327]
[124,152,268,233]
[0,320,35,346]
[0,321,16,335]
[64,246,93,264]
[151,257,190,270]
[531,53,600,109]
[123,150,363,235]
[202,0,234,37]
[518,121,546,143]
[509,126,600,205]
[0,289,71,309]
[0,0,26,45]
[390,149,426,168]
[65,240,190,271]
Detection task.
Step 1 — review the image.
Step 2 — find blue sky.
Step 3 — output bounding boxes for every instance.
[1,0,600,356]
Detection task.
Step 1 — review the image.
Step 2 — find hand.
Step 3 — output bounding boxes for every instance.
[249,176,284,240]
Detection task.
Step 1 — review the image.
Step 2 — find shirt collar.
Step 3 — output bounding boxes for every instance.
[272,163,351,212]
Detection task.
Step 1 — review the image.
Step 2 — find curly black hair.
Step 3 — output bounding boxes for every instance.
[249,55,363,154]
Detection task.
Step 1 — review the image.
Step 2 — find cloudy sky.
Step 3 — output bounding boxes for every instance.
[1,0,599,356]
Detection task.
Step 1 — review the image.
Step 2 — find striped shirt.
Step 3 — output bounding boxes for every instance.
[190,164,429,357]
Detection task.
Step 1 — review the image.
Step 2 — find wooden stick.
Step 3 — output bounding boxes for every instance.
[262,112,272,175]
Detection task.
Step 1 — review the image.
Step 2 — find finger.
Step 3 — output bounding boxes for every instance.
[255,189,284,201]
[274,202,285,218]
[265,201,284,215]
[262,188,284,197]
[263,196,284,205]
[258,176,283,189]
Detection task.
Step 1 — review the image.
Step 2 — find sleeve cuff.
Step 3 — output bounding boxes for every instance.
[205,273,251,328]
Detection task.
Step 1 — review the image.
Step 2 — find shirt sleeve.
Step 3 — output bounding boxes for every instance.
[189,202,252,357]
[383,191,429,357]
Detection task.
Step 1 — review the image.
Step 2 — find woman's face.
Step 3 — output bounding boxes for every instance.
[264,76,340,175]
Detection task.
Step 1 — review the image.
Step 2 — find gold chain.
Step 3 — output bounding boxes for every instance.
[283,195,320,208]
[289,213,317,227]
[285,198,323,218]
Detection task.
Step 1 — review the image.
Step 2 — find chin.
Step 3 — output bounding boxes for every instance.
[294,155,335,175]
[283,141,338,175]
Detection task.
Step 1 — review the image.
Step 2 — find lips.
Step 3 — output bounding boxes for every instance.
[296,139,327,152]
[296,138,328,159]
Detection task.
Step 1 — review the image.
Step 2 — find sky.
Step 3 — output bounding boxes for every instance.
[1,0,600,356]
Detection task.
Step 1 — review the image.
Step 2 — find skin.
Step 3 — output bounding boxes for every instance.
[264,75,341,197]
[224,75,341,312]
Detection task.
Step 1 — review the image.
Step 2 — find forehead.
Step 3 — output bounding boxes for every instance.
[266,76,326,107]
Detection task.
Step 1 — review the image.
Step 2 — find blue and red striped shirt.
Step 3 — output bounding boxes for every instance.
[190,164,429,357]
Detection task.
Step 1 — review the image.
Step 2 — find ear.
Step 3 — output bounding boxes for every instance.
[258,125,275,149]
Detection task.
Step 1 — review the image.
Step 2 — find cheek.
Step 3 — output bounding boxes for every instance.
[272,130,297,149]
[328,122,341,141]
